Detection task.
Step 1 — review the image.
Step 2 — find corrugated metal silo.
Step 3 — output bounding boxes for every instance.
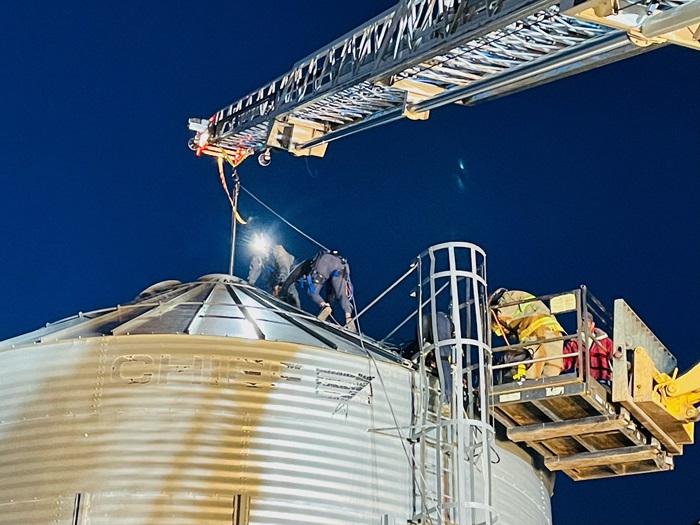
[0,272,552,524]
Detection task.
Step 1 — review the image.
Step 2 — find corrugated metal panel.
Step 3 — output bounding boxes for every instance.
[0,335,414,524]
[492,446,553,525]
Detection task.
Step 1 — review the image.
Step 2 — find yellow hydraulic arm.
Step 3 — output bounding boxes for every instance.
[612,299,698,454]
[654,359,700,423]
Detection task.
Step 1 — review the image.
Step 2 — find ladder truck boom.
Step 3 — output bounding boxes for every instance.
[187,0,700,165]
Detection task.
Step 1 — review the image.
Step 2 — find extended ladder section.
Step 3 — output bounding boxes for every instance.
[408,242,496,525]
[490,288,695,481]
[188,0,700,163]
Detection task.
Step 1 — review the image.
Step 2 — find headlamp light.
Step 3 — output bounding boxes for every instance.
[252,234,270,255]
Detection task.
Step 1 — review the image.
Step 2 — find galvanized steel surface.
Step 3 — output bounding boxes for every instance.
[492,447,553,525]
[0,334,413,524]
[413,376,552,525]
[0,275,553,524]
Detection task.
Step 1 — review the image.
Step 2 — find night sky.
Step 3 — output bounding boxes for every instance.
[1,2,699,524]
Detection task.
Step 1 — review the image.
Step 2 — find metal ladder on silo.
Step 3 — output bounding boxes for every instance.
[409,242,497,525]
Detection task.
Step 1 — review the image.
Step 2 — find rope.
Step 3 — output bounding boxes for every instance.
[216,156,247,224]
[327,312,344,328]
[216,157,235,207]
[239,184,328,251]
[219,146,252,169]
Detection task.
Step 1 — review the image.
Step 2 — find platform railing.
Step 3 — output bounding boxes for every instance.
[490,286,614,390]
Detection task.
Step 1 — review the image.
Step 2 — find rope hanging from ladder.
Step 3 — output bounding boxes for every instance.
[215,146,328,252]
[217,148,249,224]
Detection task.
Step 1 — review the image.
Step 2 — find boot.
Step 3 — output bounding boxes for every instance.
[440,403,451,418]
[317,305,332,321]
[344,315,357,333]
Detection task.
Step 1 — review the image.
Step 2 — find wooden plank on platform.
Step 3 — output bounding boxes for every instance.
[545,444,662,471]
[635,399,694,445]
[564,451,673,480]
[538,394,600,420]
[507,414,627,442]
[529,399,616,468]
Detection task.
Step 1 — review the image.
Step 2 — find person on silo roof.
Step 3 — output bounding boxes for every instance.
[281,250,355,332]
[247,234,300,309]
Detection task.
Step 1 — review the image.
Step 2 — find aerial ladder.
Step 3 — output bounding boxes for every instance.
[187,0,700,167]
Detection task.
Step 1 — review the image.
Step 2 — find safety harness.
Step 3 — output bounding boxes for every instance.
[301,251,351,298]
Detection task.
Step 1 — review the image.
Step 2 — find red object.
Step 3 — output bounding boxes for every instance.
[563,329,613,381]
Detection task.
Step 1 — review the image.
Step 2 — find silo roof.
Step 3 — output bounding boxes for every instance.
[0,274,405,363]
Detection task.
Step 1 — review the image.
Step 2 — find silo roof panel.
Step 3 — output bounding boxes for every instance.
[0,275,405,365]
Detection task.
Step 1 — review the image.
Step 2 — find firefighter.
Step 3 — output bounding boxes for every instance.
[280,250,356,331]
[421,312,455,415]
[247,237,300,309]
[490,288,564,380]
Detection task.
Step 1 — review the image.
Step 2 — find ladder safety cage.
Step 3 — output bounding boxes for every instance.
[411,242,497,525]
[351,242,496,524]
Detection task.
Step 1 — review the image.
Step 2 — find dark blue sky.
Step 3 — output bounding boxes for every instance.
[1,2,699,524]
